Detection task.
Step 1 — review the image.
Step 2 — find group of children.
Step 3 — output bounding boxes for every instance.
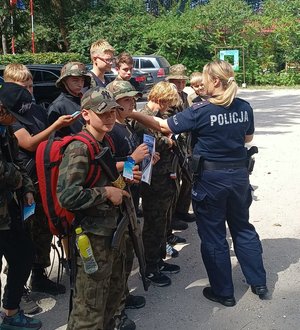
[0,38,206,330]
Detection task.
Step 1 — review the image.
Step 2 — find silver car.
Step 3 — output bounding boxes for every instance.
[132,55,170,83]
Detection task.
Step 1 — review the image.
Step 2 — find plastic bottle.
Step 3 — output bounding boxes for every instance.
[75,227,98,274]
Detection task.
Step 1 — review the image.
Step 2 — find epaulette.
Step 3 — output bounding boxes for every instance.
[235,97,250,105]
[191,100,210,110]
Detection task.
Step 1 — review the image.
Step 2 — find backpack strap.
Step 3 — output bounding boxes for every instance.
[104,133,115,154]
[43,133,75,234]
[74,131,102,188]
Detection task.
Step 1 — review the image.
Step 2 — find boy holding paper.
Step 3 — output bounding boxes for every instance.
[132,81,181,287]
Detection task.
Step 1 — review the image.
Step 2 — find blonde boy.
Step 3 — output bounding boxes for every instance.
[188,71,205,104]
[89,39,115,87]
[4,63,34,95]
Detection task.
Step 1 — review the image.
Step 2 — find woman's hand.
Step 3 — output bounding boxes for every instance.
[131,143,150,163]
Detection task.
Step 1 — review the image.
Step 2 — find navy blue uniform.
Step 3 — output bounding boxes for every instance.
[167,99,266,297]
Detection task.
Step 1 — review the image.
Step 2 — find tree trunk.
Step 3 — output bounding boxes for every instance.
[52,0,69,50]
[1,33,8,55]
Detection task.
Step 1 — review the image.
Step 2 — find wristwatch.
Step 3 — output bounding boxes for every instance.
[127,156,136,165]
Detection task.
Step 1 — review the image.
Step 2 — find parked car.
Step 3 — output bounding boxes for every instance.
[86,65,154,97]
[132,55,171,83]
[0,62,154,109]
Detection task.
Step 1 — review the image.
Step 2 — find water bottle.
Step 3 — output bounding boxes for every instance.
[75,227,98,274]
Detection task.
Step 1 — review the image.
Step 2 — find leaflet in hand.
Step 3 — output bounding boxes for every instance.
[23,203,36,221]
[141,134,155,185]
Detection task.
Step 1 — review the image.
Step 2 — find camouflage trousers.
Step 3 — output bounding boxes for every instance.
[24,192,52,269]
[67,233,126,330]
[141,174,177,272]
[113,232,134,325]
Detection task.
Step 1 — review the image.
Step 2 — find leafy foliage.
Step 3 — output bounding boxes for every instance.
[1,0,300,85]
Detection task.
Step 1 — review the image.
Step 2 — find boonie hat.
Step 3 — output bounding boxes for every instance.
[81,86,122,114]
[0,83,32,125]
[56,62,91,88]
[166,64,188,81]
[107,80,142,100]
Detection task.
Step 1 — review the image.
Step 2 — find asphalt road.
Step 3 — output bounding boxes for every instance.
[1,89,300,330]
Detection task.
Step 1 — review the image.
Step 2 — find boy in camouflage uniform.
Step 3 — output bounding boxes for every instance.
[166,64,196,230]
[57,86,130,330]
[107,80,149,330]
[133,82,181,287]
[0,83,41,329]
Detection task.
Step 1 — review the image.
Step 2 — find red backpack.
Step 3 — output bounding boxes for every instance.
[36,131,114,236]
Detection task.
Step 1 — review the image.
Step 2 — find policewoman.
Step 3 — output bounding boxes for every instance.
[129,60,268,307]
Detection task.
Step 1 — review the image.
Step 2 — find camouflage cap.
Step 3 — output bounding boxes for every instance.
[166,64,188,81]
[106,80,142,100]
[81,86,122,114]
[56,62,91,88]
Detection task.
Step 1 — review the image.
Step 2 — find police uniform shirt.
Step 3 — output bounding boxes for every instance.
[167,98,254,162]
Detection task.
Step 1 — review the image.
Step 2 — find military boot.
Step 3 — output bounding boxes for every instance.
[30,268,66,296]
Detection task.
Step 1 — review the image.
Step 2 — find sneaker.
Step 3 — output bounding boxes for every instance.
[159,261,180,274]
[167,234,186,245]
[30,271,66,296]
[145,271,171,287]
[166,243,179,258]
[119,312,136,330]
[175,212,196,223]
[0,310,42,330]
[171,219,188,230]
[20,288,41,315]
[125,294,146,309]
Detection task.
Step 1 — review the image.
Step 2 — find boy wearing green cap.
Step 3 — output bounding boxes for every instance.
[107,80,151,330]
[57,86,130,330]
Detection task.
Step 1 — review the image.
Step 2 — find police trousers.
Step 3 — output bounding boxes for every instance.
[67,233,126,330]
[192,168,266,297]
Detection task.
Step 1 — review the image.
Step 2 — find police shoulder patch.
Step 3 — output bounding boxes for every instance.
[191,100,210,110]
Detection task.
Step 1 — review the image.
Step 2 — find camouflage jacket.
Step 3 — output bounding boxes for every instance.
[57,128,119,236]
[133,105,175,176]
[0,126,35,230]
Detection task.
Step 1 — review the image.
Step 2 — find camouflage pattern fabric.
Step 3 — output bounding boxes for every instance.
[57,129,119,236]
[113,231,134,321]
[133,105,175,176]
[107,80,142,100]
[0,127,35,230]
[81,86,121,114]
[67,233,126,330]
[24,190,52,268]
[167,93,193,215]
[141,174,176,271]
[56,62,90,89]
[166,64,189,81]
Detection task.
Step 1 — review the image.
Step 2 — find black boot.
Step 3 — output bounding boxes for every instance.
[30,268,66,295]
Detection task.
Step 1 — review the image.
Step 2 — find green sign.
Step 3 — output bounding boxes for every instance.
[219,50,239,71]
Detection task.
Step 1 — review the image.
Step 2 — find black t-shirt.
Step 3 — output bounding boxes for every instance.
[167,98,254,162]
[11,103,48,177]
[47,92,83,136]
[108,121,140,158]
